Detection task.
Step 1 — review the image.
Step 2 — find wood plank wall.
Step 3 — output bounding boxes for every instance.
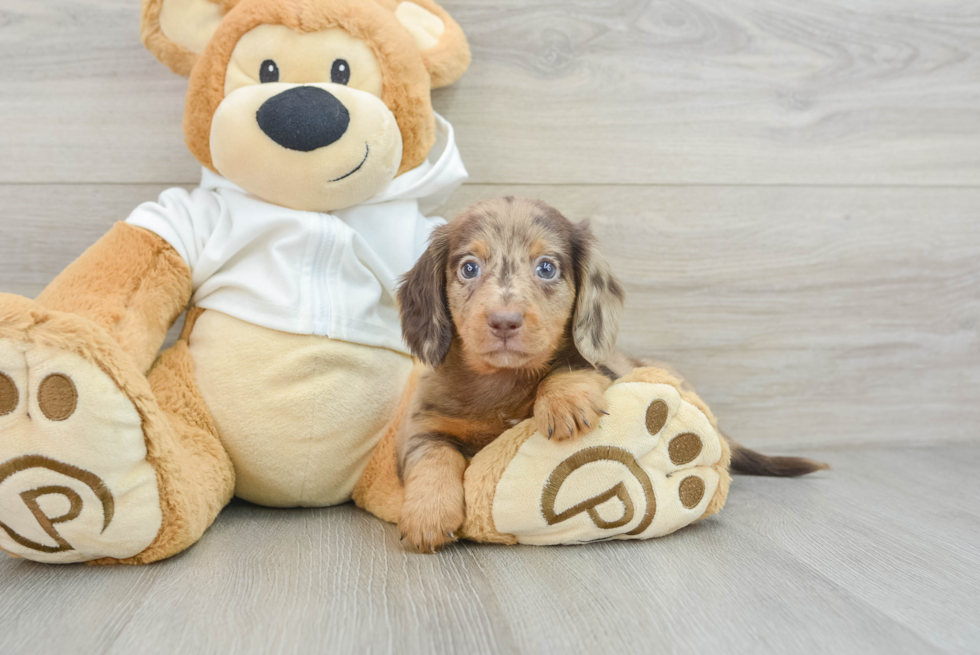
[1,0,977,448]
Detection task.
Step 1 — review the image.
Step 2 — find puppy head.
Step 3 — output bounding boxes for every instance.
[399,197,624,372]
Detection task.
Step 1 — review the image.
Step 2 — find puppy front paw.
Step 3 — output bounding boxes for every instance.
[399,488,465,554]
[534,376,608,442]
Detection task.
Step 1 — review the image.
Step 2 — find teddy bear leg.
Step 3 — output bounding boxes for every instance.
[0,297,233,564]
[123,327,236,564]
[460,367,732,545]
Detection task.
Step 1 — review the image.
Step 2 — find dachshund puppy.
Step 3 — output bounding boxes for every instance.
[395,197,627,552]
[396,197,825,552]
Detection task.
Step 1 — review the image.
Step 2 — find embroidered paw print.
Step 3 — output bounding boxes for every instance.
[490,381,727,545]
[0,340,161,563]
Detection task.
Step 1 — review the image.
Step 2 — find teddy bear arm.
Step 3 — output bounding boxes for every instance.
[36,222,192,374]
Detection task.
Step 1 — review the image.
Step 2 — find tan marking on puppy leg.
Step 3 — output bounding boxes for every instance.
[413,415,490,444]
[534,369,611,442]
[399,443,466,553]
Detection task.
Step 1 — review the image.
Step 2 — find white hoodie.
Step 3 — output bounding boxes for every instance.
[127,113,466,355]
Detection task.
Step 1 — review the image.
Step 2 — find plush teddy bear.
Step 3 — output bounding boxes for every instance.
[0,0,471,564]
[0,0,734,564]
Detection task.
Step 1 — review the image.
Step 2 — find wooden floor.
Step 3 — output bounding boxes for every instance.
[1,443,978,654]
[1,0,979,653]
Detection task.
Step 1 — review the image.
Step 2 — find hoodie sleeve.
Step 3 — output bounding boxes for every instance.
[125,186,224,272]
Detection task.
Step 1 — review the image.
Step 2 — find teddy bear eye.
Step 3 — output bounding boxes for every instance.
[331,59,350,85]
[260,59,279,83]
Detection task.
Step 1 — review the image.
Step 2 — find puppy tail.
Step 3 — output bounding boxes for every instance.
[726,436,829,477]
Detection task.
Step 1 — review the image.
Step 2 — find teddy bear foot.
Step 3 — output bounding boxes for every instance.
[462,368,733,545]
[0,294,174,563]
[0,336,163,563]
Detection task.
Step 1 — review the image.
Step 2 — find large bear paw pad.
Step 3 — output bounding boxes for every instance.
[491,382,726,545]
[0,340,161,563]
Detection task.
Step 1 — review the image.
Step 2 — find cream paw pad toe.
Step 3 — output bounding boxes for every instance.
[0,339,162,563]
[465,369,731,545]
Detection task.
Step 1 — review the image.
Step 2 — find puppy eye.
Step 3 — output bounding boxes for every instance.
[260,59,279,83]
[536,259,558,280]
[459,260,481,280]
[331,59,350,85]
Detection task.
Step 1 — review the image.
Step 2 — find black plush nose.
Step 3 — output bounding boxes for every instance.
[256,86,350,152]
[487,312,524,339]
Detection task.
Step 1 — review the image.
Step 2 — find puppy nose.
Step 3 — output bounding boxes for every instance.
[487,312,524,338]
[256,86,350,152]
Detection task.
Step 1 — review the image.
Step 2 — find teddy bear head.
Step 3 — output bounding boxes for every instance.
[141,0,470,211]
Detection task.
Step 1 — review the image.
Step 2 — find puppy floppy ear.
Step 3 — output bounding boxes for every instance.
[399,224,454,367]
[393,0,471,88]
[141,0,237,76]
[570,221,625,366]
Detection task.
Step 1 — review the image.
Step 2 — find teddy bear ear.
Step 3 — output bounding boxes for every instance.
[140,0,238,76]
[393,0,471,88]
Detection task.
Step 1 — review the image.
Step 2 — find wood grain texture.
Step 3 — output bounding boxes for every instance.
[2,183,976,449]
[1,1,979,184]
[0,444,977,654]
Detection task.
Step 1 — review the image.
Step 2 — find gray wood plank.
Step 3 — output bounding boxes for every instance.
[730,444,980,654]
[1,182,977,449]
[1,444,977,655]
[2,1,979,185]
[0,184,172,298]
[0,0,195,184]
